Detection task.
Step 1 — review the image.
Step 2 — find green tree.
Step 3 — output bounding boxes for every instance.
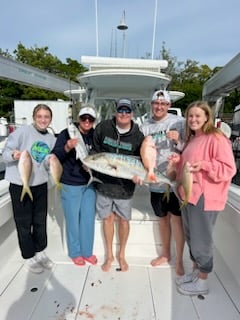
[0,43,87,118]
[157,42,215,111]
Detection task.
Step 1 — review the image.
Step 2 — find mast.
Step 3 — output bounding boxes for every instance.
[117,10,128,58]
[95,0,99,56]
[151,0,158,59]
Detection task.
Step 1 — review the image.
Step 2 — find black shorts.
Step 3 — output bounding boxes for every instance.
[150,192,181,217]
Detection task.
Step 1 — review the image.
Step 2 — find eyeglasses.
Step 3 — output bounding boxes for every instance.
[117,108,132,114]
[79,115,95,122]
[152,101,170,107]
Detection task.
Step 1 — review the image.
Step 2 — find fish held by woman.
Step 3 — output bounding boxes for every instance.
[68,122,99,185]
[49,155,63,190]
[68,122,88,160]
[18,150,33,201]
[179,161,193,208]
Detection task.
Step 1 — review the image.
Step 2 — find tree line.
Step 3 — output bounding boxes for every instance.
[0,42,238,119]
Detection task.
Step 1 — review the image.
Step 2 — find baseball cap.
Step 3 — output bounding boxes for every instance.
[116,98,132,111]
[151,90,171,103]
[79,104,96,118]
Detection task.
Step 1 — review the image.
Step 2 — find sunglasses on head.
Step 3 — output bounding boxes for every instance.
[80,115,95,122]
[117,107,132,114]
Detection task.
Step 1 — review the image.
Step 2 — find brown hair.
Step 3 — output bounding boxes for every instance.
[184,100,222,143]
[32,104,53,119]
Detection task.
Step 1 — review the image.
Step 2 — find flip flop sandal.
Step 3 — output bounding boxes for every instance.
[84,255,98,265]
[72,257,86,266]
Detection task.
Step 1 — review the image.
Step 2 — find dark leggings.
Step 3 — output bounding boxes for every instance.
[9,183,48,259]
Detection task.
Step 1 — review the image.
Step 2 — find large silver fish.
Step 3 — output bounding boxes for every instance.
[82,152,177,188]
[18,150,33,201]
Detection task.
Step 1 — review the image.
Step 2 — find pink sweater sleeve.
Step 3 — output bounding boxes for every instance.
[201,135,236,182]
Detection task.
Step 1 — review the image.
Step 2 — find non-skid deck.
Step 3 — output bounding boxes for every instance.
[0,253,240,320]
[0,186,240,320]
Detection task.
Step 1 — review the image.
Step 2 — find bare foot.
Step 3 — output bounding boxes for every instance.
[150,256,169,267]
[118,257,129,272]
[175,261,184,276]
[101,257,114,272]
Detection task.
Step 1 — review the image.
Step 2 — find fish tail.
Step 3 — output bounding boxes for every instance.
[162,185,170,203]
[87,169,103,186]
[56,182,63,191]
[180,199,187,209]
[180,187,190,209]
[87,176,102,186]
[20,186,33,202]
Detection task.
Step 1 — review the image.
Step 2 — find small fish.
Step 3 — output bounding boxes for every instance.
[68,122,101,185]
[140,135,157,182]
[82,152,176,189]
[49,155,63,190]
[68,122,88,161]
[18,150,33,201]
[179,161,193,208]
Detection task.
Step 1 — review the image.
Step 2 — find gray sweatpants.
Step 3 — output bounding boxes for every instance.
[181,195,219,273]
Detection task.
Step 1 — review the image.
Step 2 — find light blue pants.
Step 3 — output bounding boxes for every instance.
[60,184,96,259]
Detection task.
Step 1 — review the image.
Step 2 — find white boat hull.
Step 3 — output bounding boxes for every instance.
[0,182,240,319]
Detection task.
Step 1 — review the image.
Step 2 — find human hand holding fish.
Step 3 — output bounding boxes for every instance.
[12,150,21,160]
[64,138,78,153]
[168,152,180,164]
[189,161,202,172]
[166,129,179,144]
[132,174,143,186]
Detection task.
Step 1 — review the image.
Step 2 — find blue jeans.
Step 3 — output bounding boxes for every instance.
[60,184,96,258]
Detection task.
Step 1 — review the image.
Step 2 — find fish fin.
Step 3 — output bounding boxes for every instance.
[180,200,187,209]
[162,185,170,203]
[20,186,33,202]
[56,182,63,191]
[87,176,102,186]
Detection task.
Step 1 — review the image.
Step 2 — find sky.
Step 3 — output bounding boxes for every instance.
[1,0,240,68]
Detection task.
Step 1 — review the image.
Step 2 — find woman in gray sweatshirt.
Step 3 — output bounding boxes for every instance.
[2,104,56,274]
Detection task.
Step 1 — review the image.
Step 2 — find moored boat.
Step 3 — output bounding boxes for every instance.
[0,53,239,319]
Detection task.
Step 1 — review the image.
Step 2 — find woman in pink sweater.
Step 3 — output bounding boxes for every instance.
[168,101,236,296]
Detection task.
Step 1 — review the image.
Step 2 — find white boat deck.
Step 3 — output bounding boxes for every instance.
[0,185,240,320]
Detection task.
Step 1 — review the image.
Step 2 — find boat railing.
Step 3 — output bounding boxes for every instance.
[90,65,163,73]
[0,179,11,228]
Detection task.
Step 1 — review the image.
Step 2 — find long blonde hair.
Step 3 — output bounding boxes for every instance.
[184,100,222,143]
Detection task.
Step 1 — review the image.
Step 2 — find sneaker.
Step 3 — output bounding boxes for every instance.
[175,269,199,286]
[36,251,54,269]
[27,257,44,274]
[177,278,209,296]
